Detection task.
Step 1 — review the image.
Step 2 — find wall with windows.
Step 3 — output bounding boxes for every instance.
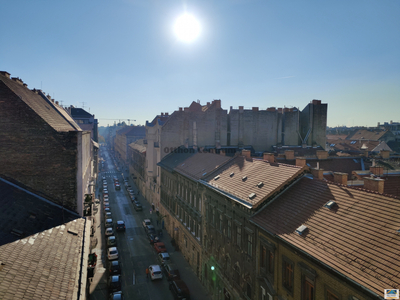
[203,188,257,300]
[255,231,373,300]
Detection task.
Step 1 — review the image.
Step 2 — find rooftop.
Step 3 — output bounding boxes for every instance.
[251,177,400,296]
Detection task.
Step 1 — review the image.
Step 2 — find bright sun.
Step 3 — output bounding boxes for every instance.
[174,13,201,43]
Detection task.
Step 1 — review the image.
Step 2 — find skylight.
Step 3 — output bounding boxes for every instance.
[214,175,220,180]
[242,176,247,181]
[257,182,264,188]
[230,172,234,177]
[295,225,308,235]
[248,193,256,199]
[324,200,337,209]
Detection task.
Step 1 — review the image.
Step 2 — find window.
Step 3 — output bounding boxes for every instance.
[198,196,202,212]
[246,282,252,298]
[326,290,340,300]
[261,287,266,300]
[212,209,215,225]
[236,226,241,247]
[219,214,223,232]
[302,275,314,300]
[227,219,231,239]
[247,234,253,257]
[282,257,294,293]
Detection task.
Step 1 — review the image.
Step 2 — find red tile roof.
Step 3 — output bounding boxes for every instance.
[202,156,306,209]
[347,129,390,141]
[252,177,400,295]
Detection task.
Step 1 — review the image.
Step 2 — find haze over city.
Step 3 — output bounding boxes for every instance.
[1,0,399,127]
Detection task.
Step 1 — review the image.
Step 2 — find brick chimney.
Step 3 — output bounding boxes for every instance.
[334,172,348,185]
[312,99,321,105]
[165,112,169,116]
[296,158,306,167]
[380,150,390,159]
[11,77,24,85]
[179,107,183,112]
[263,152,275,163]
[252,107,259,112]
[242,149,251,159]
[284,150,294,160]
[364,177,384,193]
[311,168,324,180]
[370,166,384,176]
[161,113,164,116]
[267,107,276,112]
[0,71,11,78]
[213,99,221,108]
[239,106,244,113]
[220,150,225,156]
[316,150,328,160]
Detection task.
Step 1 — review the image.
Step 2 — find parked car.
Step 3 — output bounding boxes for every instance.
[115,184,121,190]
[133,201,142,211]
[104,207,111,215]
[105,212,112,219]
[148,234,160,244]
[104,202,110,210]
[143,219,152,227]
[104,195,109,201]
[107,247,119,260]
[107,236,117,247]
[149,265,163,280]
[146,225,156,236]
[162,263,180,281]
[158,252,170,265]
[108,275,121,293]
[108,260,121,275]
[109,291,123,300]
[116,221,125,232]
[169,279,191,300]
[105,227,114,236]
[105,218,113,228]
[154,242,167,253]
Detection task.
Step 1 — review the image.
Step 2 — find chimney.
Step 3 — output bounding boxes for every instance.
[220,150,226,156]
[165,112,169,116]
[311,168,324,180]
[252,107,259,112]
[239,106,244,113]
[11,77,24,85]
[0,71,11,78]
[213,99,221,108]
[267,107,276,112]
[23,83,28,88]
[316,150,328,160]
[296,158,306,167]
[179,107,183,112]
[363,177,384,193]
[370,166,384,176]
[334,172,348,185]
[207,102,210,106]
[284,150,294,160]
[55,101,59,105]
[312,99,321,105]
[242,149,251,159]
[263,152,275,163]
[278,108,283,113]
[380,150,390,159]
[184,107,189,112]
[161,113,164,116]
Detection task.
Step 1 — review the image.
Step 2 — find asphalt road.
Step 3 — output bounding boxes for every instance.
[90,146,210,300]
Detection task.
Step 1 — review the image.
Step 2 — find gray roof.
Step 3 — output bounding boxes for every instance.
[0,177,88,300]
[0,73,81,132]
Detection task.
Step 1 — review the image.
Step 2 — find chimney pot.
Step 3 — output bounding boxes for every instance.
[284,150,294,160]
[0,71,11,78]
[363,177,384,193]
[242,149,251,159]
[296,157,307,167]
[333,172,348,185]
[263,152,275,163]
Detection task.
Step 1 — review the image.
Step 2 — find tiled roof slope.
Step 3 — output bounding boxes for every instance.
[347,129,389,141]
[70,107,93,118]
[251,177,400,296]
[129,139,146,153]
[174,152,233,181]
[0,177,81,245]
[0,219,86,300]
[157,149,196,173]
[0,178,86,300]
[0,73,81,132]
[202,156,306,209]
[327,139,391,152]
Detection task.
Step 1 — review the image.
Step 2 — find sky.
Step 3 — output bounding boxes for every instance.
[1,0,399,128]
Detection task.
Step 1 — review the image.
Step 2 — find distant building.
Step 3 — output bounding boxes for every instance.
[0,71,95,215]
[115,125,145,165]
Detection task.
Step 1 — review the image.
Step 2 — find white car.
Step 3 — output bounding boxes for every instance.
[107,247,119,260]
[149,265,163,280]
[105,227,114,236]
[143,219,151,227]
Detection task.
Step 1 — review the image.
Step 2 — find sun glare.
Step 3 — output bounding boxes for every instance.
[174,13,201,43]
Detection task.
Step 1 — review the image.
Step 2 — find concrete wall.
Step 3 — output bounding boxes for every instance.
[300,101,327,147]
[77,131,93,216]
[0,82,79,211]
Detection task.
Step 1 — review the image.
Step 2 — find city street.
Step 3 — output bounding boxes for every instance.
[89,146,211,300]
